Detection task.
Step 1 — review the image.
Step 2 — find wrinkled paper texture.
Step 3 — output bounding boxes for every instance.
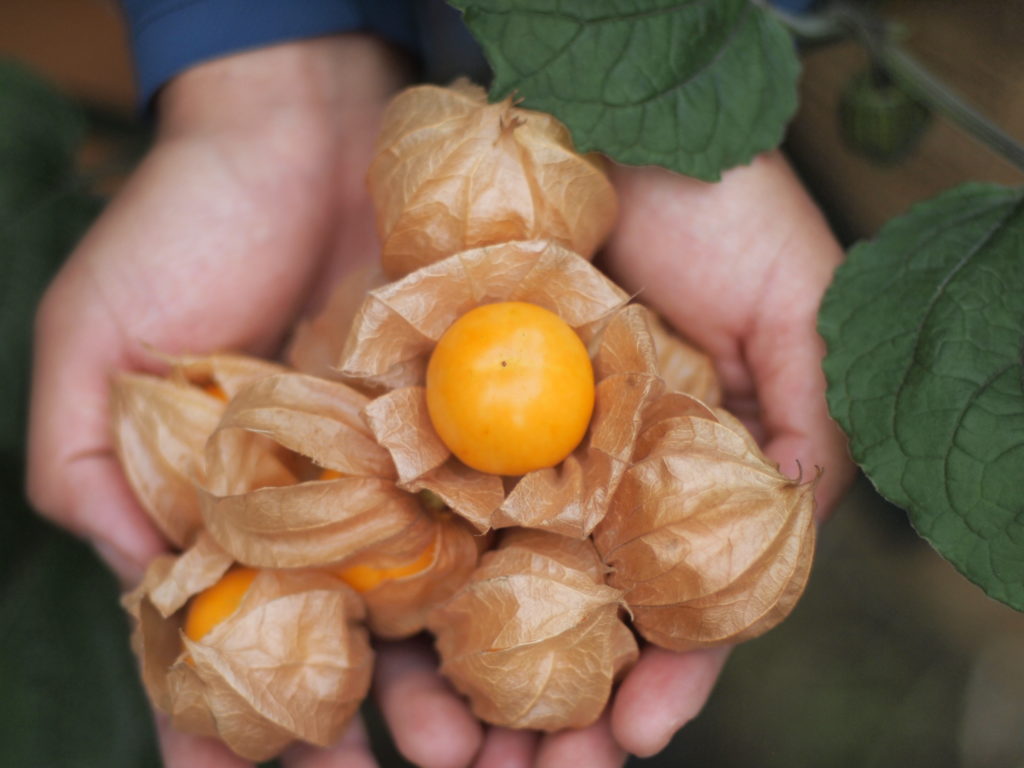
[593,393,816,651]
[369,80,617,278]
[343,509,486,639]
[337,242,680,538]
[124,540,372,761]
[199,372,426,568]
[429,530,637,730]
[111,354,283,547]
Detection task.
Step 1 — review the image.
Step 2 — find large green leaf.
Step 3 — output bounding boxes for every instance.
[820,183,1024,611]
[450,0,800,181]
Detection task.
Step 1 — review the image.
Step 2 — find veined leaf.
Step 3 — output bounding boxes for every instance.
[820,183,1024,611]
[450,0,800,181]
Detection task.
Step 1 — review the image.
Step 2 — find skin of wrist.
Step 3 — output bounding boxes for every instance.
[158,34,407,136]
[154,35,408,196]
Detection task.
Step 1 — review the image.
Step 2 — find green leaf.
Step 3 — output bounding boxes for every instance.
[449,0,800,181]
[820,183,1024,611]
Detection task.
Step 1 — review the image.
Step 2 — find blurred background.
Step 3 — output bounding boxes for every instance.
[1,1,1022,766]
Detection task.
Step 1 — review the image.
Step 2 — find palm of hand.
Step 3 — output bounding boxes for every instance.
[28,126,373,565]
[604,155,853,514]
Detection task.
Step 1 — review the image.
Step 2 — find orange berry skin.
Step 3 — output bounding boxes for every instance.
[200,382,228,401]
[183,567,258,642]
[335,539,439,592]
[426,301,595,476]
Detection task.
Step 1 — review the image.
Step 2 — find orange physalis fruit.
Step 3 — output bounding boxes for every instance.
[183,566,258,642]
[200,382,229,401]
[425,301,595,475]
[335,538,439,593]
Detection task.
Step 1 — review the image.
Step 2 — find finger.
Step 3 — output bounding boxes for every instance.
[472,727,537,768]
[28,275,167,586]
[65,452,166,585]
[156,714,252,768]
[747,268,854,520]
[611,645,729,758]
[283,716,378,768]
[374,639,483,768]
[535,712,624,768]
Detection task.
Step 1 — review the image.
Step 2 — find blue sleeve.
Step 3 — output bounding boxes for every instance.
[120,0,421,110]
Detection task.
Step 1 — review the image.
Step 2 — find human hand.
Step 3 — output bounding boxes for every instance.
[25,34,415,768]
[604,151,854,518]
[567,151,855,760]
[373,153,855,768]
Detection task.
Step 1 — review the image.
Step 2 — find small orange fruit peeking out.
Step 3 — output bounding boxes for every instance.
[335,538,439,593]
[200,382,229,401]
[426,301,595,475]
[184,567,259,642]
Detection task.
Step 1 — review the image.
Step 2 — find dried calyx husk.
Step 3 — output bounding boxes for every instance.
[198,371,431,570]
[288,263,387,382]
[646,312,720,406]
[428,529,637,731]
[122,533,372,761]
[334,491,487,639]
[333,239,692,539]
[593,393,817,651]
[368,80,618,278]
[110,354,284,548]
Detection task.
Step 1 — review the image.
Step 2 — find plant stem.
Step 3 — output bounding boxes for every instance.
[873,45,1024,173]
[770,1,1024,175]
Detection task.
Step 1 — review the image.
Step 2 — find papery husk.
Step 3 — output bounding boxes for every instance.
[339,243,664,537]
[428,530,637,731]
[124,541,372,761]
[111,373,226,548]
[337,239,628,391]
[287,263,387,382]
[200,372,425,568]
[168,353,287,398]
[369,81,618,278]
[593,393,817,651]
[491,304,665,537]
[123,531,236,620]
[111,354,285,548]
[646,313,721,406]
[343,509,486,639]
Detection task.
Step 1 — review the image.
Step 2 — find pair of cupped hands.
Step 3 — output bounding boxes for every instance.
[27,35,853,768]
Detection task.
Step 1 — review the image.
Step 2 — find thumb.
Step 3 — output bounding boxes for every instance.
[27,270,166,587]
[751,297,855,521]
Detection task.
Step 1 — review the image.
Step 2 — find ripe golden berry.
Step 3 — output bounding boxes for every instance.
[183,567,258,642]
[425,301,594,475]
[334,539,439,593]
[200,382,228,401]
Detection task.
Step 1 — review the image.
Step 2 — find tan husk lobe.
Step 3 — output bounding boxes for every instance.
[428,530,637,730]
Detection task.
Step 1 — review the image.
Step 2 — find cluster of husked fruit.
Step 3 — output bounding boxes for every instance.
[118,82,816,760]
